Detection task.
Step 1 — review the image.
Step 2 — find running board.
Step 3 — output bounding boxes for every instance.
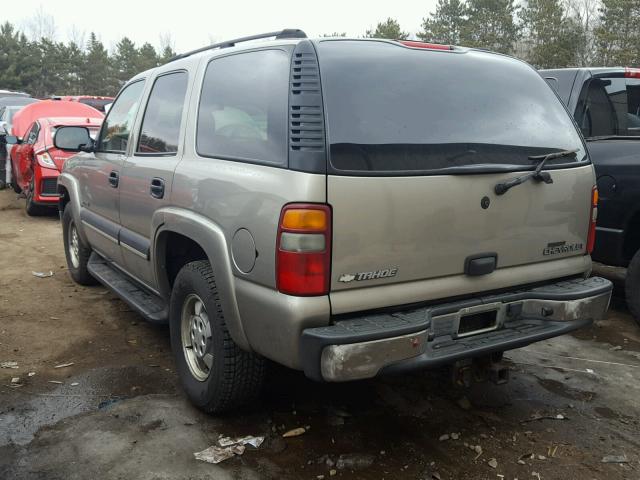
[87,253,168,323]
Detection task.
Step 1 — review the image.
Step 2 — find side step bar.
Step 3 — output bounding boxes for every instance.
[87,253,168,324]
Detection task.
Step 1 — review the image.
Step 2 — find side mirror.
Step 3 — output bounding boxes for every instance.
[54,126,94,152]
[5,135,20,144]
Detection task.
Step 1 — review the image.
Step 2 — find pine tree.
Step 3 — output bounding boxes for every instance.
[136,42,159,72]
[82,33,113,95]
[520,0,583,68]
[595,0,640,66]
[419,0,467,44]
[461,0,520,53]
[365,18,409,39]
[113,37,139,86]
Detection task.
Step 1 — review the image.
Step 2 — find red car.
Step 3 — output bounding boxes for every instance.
[11,116,103,215]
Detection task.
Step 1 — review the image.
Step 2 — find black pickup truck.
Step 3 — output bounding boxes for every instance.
[541,67,640,324]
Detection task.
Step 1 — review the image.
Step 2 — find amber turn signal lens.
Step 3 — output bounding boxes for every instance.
[281,209,327,231]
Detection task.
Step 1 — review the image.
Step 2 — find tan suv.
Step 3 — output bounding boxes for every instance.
[53,30,612,413]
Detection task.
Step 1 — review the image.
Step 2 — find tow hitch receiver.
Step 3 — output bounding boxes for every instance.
[452,356,509,387]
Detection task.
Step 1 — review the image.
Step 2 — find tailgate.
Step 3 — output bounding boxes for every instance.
[329,165,594,291]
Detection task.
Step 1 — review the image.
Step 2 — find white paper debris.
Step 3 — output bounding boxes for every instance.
[194,444,245,464]
[53,362,74,369]
[218,435,264,448]
[32,271,54,278]
[1,361,19,369]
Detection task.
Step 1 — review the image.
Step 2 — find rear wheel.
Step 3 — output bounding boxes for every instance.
[10,165,21,194]
[25,179,49,216]
[625,249,640,326]
[62,206,97,285]
[170,260,265,413]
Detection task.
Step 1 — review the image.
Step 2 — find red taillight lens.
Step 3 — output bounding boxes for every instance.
[625,67,640,78]
[276,204,331,296]
[398,40,453,50]
[587,186,598,254]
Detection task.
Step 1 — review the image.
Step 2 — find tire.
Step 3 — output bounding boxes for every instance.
[25,179,49,216]
[625,249,640,326]
[10,165,21,194]
[169,260,265,413]
[62,205,98,285]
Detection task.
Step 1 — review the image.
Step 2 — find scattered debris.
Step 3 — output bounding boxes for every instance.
[521,413,567,424]
[1,361,19,369]
[457,395,472,410]
[439,434,450,441]
[329,469,337,476]
[488,458,498,469]
[70,382,79,386]
[610,346,623,351]
[586,368,595,374]
[336,453,375,470]
[194,444,245,464]
[532,472,541,479]
[28,372,35,377]
[48,380,63,384]
[451,432,460,440]
[218,435,264,448]
[282,427,306,438]
[601,454,628,464]
[32,271,54,278]
[10,377,22,386]
[537,455,546,460]
[53,362,74,369]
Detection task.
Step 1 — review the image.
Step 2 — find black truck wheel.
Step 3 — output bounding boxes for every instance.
[169,260,265,413]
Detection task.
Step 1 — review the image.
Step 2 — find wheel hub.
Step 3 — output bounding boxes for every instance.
[69,223,80,269]
[181,294,213,381]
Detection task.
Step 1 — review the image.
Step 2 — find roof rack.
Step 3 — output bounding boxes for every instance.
[169,29,307,63]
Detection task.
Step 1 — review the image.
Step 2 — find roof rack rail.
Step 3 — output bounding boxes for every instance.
[169,29,307,63]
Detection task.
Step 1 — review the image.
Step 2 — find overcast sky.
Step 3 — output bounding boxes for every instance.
[2,1,439,53]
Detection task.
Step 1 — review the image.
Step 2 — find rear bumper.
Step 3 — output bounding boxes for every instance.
[300,276,612,382]
[33,167,60,204]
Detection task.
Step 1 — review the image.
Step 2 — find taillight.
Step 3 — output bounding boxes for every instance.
[35,150,56,169]
[625,67,640,78]
[398,40,453,50]
[276,204,331,296]
[587,186,598,254]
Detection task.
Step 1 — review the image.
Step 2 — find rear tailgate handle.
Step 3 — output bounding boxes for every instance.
[150,177,165,199]
[464,253,497,276]
[108,170,119,188]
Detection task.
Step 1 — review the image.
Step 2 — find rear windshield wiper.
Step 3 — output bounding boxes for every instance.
[494,149,578,196]
[586,135,640,142]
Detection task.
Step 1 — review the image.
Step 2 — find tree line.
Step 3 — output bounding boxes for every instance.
[0,23,176,98]
[1,0,638,98]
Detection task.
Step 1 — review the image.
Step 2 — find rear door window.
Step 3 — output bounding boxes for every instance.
[136,71,189,155]
[575,77,640,138]
[196,49,289,166]
[318,41,586,175]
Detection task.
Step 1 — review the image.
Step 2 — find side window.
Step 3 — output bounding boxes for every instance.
[579,77,640,138]
[136,71,189,155]
[96,80,145,153]
[25,123,40,144]
[197,49,289,165]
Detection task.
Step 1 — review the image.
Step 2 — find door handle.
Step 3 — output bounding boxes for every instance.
[108,170,119,188]
[150,177,165,199]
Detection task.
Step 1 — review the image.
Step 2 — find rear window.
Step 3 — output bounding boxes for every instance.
[318,40,586,174]
[575,77,640,138]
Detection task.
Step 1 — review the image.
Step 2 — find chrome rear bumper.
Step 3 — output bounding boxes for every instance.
[300,277,612,382]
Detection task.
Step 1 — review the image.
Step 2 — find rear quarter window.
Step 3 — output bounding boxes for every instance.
[196,49,289,166]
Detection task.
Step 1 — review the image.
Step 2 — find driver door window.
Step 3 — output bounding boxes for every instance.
[96,80,146,153]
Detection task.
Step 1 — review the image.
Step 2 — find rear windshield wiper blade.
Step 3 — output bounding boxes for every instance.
[586,135,640,142]
[494,148,579,196]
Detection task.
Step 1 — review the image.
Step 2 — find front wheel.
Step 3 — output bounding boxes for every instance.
[169,260,265,413]
[62,206,97,285]
[625,249,640,326]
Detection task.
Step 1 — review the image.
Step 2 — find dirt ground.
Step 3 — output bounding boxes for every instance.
[1,188,640,480]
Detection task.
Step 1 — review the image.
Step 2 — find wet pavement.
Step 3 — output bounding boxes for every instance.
[1,189,640,479]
